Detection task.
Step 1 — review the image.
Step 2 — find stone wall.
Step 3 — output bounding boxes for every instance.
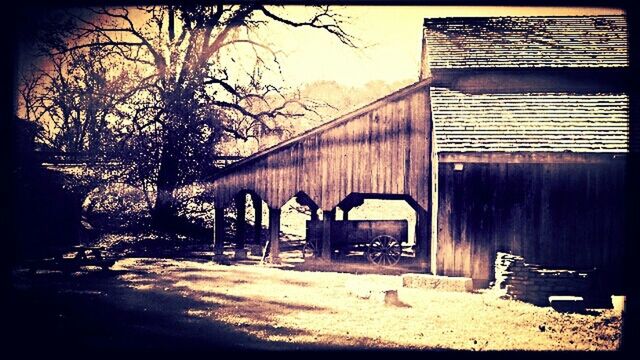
[494,252,593,306]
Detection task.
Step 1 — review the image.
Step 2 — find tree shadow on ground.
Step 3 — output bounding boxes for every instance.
[9,266,406,353]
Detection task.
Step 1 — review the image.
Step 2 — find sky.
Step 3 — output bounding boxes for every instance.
[15,5,626,121]
[266,6,625,87]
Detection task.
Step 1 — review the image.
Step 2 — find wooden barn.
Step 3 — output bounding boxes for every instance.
[210,15,629,291]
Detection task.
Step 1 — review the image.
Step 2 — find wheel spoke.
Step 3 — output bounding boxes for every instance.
[367,235,403,266]
[303,240,320,259]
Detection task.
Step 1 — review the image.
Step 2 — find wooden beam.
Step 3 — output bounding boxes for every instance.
[320,210,334,260]
[337,194,364,210]
[342,206,352,221]
[266,207,281,264]
[213,206,225,259]
[309,204,319,222]
[234,193,248,260]
[295,193,317,209]
[251,193,263,245]
[439,152,627,165]
[235,193,246,250]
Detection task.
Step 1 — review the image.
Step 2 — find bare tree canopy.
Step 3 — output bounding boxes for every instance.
[16,4,356,228]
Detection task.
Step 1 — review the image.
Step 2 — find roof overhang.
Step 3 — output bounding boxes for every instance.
[430,67,630,94]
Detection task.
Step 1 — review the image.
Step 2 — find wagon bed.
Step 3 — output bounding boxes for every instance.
[305,219,409,266]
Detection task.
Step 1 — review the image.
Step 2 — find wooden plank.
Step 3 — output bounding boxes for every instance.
[363,113,372,193]
[392,102,402,194]
[371,112,380,193]
[470,165,487,280]
[309,137,317,200]
[338,124,346,202]
[403,97,412,194]
[439,164,453,276]
[492,163,505,260]
[420,91,431,209]
[319,133,328,209]
[460,168,471,278]
[294,143,301,193]
[347,120,355,196]
[452,167,463,276]
[273,149,282,207]
[384,102,393,194]
[332,129,340,206]
[268,153,276,207]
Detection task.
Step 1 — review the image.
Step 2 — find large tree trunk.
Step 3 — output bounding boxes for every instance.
[150,84,198,232]
[151,130,180,229]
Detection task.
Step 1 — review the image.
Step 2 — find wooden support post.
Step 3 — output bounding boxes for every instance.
[235,194,247,248]
[213,206,226,261]
[343,206,352,221]
[265,207,281,264]
[251,193,263,245]
[234,193,247,259]
[415,206,431,272]
[310,205,319,222]
[320,210,334,261]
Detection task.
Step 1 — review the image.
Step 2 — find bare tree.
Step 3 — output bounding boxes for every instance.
[17,45,131,156]
[22,4,356,229]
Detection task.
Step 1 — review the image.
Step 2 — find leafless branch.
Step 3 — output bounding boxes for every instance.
[259,5,357,48]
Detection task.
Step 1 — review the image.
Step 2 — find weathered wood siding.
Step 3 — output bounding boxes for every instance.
[430,88,629,152]
[436,155,626,292]
[212,81,432,211]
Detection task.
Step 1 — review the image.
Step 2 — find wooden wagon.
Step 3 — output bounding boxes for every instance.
[304,220,409,266]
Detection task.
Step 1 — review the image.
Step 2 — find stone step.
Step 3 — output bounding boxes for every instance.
[549,295,586,313]
[402,273,473,292]
[345,280,407,307]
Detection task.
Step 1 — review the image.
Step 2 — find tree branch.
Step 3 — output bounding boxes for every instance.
[259,5,357,48]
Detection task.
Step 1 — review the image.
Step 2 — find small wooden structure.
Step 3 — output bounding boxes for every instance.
[208,15,629,293]
[209,81,433,266]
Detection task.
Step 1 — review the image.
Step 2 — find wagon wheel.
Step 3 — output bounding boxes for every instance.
[366,235,402,266]
[302,240,319,259]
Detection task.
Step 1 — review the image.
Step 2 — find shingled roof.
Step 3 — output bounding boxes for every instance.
[423,15,628,69]
[430,87,629,153]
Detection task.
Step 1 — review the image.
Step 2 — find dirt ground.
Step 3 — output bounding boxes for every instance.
[9,257,623,351]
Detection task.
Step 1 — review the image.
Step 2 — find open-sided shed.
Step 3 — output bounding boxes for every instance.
[210,80,434,265]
